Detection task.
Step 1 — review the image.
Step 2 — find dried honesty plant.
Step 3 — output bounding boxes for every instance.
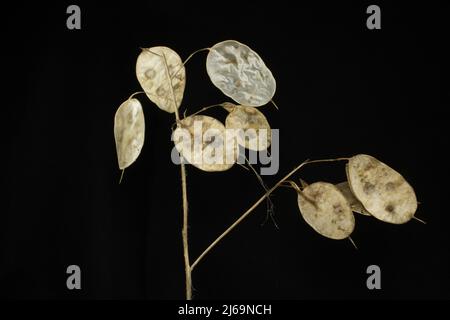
[113,40,423,299]
[288,155,422,244]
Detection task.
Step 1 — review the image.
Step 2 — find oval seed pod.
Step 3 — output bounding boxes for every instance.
[225,104,271,151]
[206,40,276,107]
[136,46,186,113]
[346,154,418,224]
[173,115,238,172]
[114,98,145,170]
[298,182,355,240]
[335,182,371,216]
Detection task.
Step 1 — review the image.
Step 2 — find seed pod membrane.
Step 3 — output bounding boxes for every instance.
[225,104,271,151]
[114,98,145,170]
[298,182,355,240]
[136,46,186,113]
[173,115,238,172]
[206,40,276,107]
[346,154,417,224]
[335,182,371,216]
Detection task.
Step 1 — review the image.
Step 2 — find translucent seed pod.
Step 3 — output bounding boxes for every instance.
[298,182,355,240]
[136,46,186,113]
[114,98,145,170]
[346,154,418,224]
[206,40,276,107]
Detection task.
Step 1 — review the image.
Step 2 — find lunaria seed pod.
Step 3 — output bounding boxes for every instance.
[136,46,186,113]
[346,154,418,224]
[206,40,276,107]
[298,182,355,240]
[114,98,145,170]
[173,115,239,172]
[225,104,271,151]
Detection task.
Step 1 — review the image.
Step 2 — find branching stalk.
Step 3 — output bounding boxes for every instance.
[190,157,349,271]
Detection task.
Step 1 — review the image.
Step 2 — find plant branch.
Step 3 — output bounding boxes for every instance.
[244,156,277,228]
[190,157,349,271]
[173,47,210,79]
[187,103,225,118]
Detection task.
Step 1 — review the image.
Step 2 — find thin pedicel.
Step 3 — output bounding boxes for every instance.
[113,41,424,300]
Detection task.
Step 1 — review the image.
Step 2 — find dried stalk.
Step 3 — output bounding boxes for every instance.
[162,52,192,300]
[190,157,349,271]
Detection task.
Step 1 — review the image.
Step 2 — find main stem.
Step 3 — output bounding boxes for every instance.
[180,160,191,300]
[162,53,192,300]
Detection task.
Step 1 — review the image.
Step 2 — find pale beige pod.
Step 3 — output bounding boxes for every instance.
[225,104,271,151]
[114,98,145,170]
[346,154,417,224]
[300,179,370,216]
[206,40,276,107]
[173,115,239,172]
[136,46,186,113]
[298,182,355,240]
[335,182,371,216]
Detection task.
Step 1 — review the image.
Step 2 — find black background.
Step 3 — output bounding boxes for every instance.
[2,2,448,300]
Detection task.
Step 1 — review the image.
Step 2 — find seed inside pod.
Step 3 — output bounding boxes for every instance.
[335,182,371,216]
[136,46,186,113]
[298,182,355,240]
[225,104,271,151]
[173,115,238,172]
[206,40,276,107]
[114,98,145,170]
[346,154,418,224]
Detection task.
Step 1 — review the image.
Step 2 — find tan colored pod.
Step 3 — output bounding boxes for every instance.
[173,115,238,172]
[298,182,355,240]
[346,154,417,224]
[136,46,186,113]
[114,98,145,170]
[225,104,271,151]
[206,40,276,107]
[335,182,371,216]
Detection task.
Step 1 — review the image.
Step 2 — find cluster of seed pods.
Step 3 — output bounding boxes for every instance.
[114,40,276,174]
[296,154,419,241]
[113,41,421,243]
